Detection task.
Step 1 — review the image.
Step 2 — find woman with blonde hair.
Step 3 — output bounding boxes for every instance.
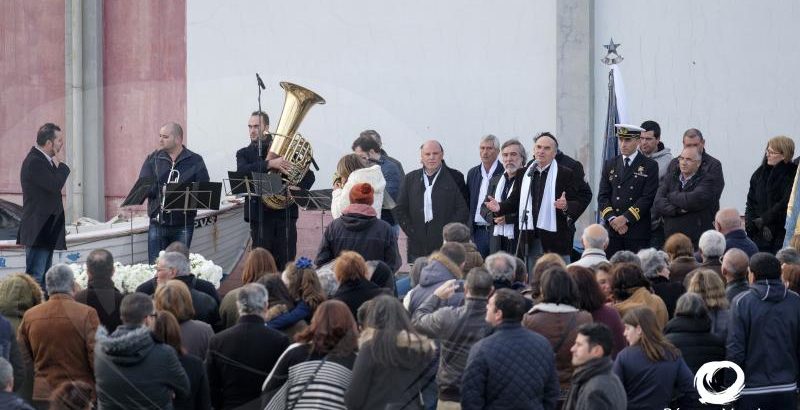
[218,247,277,329]
[687,268,730,340]
[154,280,214,358]
[746,135,798,253]
[331,153,386,218]
[0,272,44,401]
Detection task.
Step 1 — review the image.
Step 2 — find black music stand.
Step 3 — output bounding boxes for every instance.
[120,176,156,264]
[163,182,223,214]
[225,171,255,197]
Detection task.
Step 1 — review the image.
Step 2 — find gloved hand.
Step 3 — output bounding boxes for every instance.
[762,226,773,242]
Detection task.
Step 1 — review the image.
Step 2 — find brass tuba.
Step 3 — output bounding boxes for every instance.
[263,82,326,209]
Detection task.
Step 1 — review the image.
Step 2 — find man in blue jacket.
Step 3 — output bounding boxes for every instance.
[727,252,800,409]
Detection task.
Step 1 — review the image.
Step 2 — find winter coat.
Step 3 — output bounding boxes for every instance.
[664,315,725,374]
[94,325,190,410]
[649,275,685,319]
[724,229,759,257]
[138,146,210,224]
[563,357,626,410]
[315,204,401,272]
[0,391,34,410]
[331,164,387,218]
[669,255,700,286]
[206,315,290,410]
[175,353,211,410]
[725,279,749,303]
[466,160,504,226]
[74,276,124,333]
[589,305,626,359]
[613,345,697,410]
[648,146,673,180]
[523,303,594,391]
[407,253,466,314]
[345,329,436,410]
[0,273,43,332]
[332,277,388,319]
[179,319,213,359]
[745,160,798,253]
[708,308,730,340]
[614,287,669,329]
[654,164,721,246]
[0,316,24,395]
[17,147,70,250]
[412,296,490,402]
[461,321,560,410]
[665,150,725,224]
[17,294,99,401]
[727,279,800,395]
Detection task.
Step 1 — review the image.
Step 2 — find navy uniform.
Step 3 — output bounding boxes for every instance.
[598,124,659,255]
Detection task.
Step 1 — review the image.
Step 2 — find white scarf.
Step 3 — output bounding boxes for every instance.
[492,174,515,238]
[475,161,499,224]
[423,167,442,223]
[518,159,558,232]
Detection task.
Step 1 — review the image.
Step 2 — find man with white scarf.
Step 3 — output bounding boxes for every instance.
[395,140,469,262]
[480,139,527,255]
[466,135,504,258]
[485,133,583,270]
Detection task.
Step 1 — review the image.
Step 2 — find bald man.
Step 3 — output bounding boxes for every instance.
[715,208,758,257]
[394,140,469,261]
[569,224,609,268]
[722,248,750,302]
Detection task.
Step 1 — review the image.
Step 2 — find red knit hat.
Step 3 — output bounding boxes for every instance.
[349,183,374,205]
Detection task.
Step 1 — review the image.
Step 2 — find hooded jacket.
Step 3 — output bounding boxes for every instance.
[408,253,465,314]
[727,279,800,395]
[94,325,190,410]
[648,146,673,180]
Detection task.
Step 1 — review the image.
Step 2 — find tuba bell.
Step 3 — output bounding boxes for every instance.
[262,82,325,209]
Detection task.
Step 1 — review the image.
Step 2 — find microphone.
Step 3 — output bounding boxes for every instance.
[256,73,266,90]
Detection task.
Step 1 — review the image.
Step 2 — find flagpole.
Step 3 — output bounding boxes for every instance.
[598,38,624,222]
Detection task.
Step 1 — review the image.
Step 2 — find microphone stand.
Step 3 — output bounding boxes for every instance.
[516,185,532,270]
[256,73,266,250]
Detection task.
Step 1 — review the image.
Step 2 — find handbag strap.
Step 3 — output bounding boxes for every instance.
[552,312,578,354]
[286,357,327,410]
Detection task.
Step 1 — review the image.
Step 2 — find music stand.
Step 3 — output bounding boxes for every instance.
[121,176,156,264]
[292,188,333,238]
[163,182,223,214]
[250,172,284,197]
[224,171,255,197]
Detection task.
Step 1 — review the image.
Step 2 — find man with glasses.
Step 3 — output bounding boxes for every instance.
[665,128,725,224]
[654,146,720,246]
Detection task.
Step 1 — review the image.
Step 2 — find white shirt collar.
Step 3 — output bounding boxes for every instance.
[623,150,638,164]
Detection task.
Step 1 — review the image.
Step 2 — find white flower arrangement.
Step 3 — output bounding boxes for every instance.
[69,252,223,294]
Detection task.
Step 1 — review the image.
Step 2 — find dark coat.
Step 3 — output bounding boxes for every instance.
[17,147,70,249]
[664,316,726,374]
[598,153,660,240]
[0,391,34,410]
[394,165,469,260]
[315,205,401,272]
[612,345,697,410]
[332,277,388,321]
[654,165,721,246]
[175,353,211,410]
[136,274,220,304]
[408,253,466,314]
[649,276,685,319]
[74,276,124,333]
[669,256,700,286]
[563,357,627,410]
[461,322,560,410]
[724,229,759,257]
[555,151,594,224]
[745,160,798,253]
[496,162,586,255]
[138,146,210,225]
[466,160,504,225]
[725,279,749,303]
[94,325,190,410]
[665,151,725,219]
[206,315,290,410]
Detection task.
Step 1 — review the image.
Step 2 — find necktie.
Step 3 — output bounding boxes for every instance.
[624,157,630,168]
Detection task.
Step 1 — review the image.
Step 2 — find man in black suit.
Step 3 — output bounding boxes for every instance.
[17,123,70,289]
[485,133,587,269]
[395,140,469,262]
[598,124,660,255]
[235,111,315,270]
[466,135,504,258]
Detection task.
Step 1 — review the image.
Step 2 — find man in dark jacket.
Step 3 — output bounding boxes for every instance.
[715,207,759,257]
[315,183,401,272]
[74,249,123,332]
[94,293,190,409]
[466,135,504,258]
[480,139,526,255]
[207,283,290,410]
[395,140,469,261]
[728,253,800,408]
[655,146,721,247]
[17,123,70,290]
[564,323,626,410]
[352,132,403,228]
[412,268,493,406]
[665,128,725,225]
[461,289,559,410]
[722,248,750,303]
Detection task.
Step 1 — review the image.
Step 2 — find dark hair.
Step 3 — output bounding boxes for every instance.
[367,261,396,295]
[242,248,278,284]
[352,135,381,153]
[442,222,471,243]
[251,110,269,126]
[568,265,606,312]
[611,263,651,301]
[36,123,61,146]
[257,275,296,310]
[359,129,382,146]
[534,131,559,148]
[165,241,190,259]
[86,248,114,279]
[364,295,431,366]
[120,292,154,326]
[492,288,527,322]
[49,380,93,410]
[151,310,185,356]
[296,300,358,357]
[683,128,704,142]
[439,242,466,268]
[356,298,374,328]
[285,262,326,311]
[640,120,661,139]
[577,323,614,357]
[539,267,578,306]
[750,252,781,280]
[623,307,680,362]
[465,267,493,298]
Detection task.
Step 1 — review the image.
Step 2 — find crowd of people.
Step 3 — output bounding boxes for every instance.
[4,118,800,409]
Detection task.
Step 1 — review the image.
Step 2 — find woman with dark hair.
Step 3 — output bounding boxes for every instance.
[257,275,308,338]
[614,307,696,410]
[262,300,359,409]
[567,265,626,358]
[345,295,436,410]
[49,381,93,410]
[526,252,567,301]
[151,310,211,410]
[664,293,725,377]
[664,233,699,285]
[219,248,278,329]
[522,267,593,396]
[155,280,214,359]
[332,251,387,318]
[612,263,669,329]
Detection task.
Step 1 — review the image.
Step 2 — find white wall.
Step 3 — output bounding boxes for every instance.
[594,0,800,211]
[187,0,557,189]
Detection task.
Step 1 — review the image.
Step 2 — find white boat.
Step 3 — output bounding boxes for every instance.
[0,200,250,279]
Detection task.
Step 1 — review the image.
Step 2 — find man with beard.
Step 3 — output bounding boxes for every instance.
[480,139,526,255]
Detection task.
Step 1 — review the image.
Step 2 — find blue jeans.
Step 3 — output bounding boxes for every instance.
[148,221,195,264]
[25,246,53,291]
[471,224,491,258]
